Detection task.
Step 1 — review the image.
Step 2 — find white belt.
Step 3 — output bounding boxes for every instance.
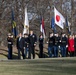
[8,42,12,44]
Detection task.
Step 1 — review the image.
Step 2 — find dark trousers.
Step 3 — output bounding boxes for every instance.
[29,45,35,59]
[8,46,12,59]
[70,51,74,57]
[53,46,58,57]
[48,46,53,57]
[39,44,43,58]
[60,46,66,57]
[18,48,25,59]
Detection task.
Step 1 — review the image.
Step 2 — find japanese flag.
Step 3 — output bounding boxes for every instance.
[54,7,65,29]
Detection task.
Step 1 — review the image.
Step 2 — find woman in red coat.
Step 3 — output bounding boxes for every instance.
[68,35,75,57]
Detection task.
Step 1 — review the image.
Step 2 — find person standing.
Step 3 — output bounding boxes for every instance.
[39,34,44,58]
[53,33,60,57]
[60,33,67,57]
[28,30,37,59]
[47,32,54,57]
[24,33,29,59]
[68,35,75,57]
[7,33,13,59]
[16,33,25,59]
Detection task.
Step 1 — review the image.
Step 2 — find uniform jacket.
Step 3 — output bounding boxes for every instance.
[48,36,54,47]
[28,34,37,46]
[53,36,60,46]
[60,36,67,46]
[7,37,13,48]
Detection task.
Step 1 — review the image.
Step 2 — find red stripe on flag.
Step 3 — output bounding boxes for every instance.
[42,17,46,35]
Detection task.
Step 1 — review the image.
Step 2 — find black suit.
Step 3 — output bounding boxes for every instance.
[16,37,25,59]
[28,34,37,59]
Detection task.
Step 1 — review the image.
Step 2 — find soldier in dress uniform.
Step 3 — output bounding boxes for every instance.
[39,34,44,58]
[47,32,54,57]
[16,33,25,59]
[60,33,67,57]
[28,30,37,59]
[7,33,13,59]
[53,33,60,57]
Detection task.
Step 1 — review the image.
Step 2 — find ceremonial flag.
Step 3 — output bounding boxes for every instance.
[54,7,65,29]
[23,7,29,34]
[51,17,56,33]
[66,17,68,27]
[66,17,71,34]
[40,17,46,38]
[11,9,18,38]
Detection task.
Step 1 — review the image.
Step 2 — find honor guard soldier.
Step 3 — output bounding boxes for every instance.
[53,33,60,57]
[24,33,29,59]
[16,33,25,59]
[60,33,67,57]
[28,30,37,59]
[39,34,44,58]
[7,33,13,59]
[47,32,54,57]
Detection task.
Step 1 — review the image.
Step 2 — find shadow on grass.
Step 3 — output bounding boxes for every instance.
[0,52,18,59]
[12,54,18,59]
[0,48,8,52]
[0,51,18,60]
[35,49,49,58]
[0,53,8,58]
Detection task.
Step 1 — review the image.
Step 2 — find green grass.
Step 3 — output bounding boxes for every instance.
[0,46,76,75]
[0,57,76,75]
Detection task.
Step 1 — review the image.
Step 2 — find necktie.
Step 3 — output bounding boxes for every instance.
[19,37,21,41]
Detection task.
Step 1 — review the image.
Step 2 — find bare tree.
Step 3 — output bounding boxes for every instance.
[0,0,76,45]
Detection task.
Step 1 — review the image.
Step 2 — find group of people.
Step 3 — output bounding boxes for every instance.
[47,32,76,58]
[7,30,37,59]
[7,30,76,59]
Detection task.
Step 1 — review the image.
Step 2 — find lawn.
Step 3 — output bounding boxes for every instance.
[0,57,76,75]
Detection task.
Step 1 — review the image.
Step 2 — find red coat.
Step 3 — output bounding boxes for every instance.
[68,38,75,52]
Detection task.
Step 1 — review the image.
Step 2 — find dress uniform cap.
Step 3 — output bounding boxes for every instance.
[8,33,11,36]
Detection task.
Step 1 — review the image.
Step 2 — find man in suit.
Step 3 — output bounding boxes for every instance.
[16,33,25,59]
[28,30,37,59]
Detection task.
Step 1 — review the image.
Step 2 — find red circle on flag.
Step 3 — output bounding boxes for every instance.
[56,15,60,22]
